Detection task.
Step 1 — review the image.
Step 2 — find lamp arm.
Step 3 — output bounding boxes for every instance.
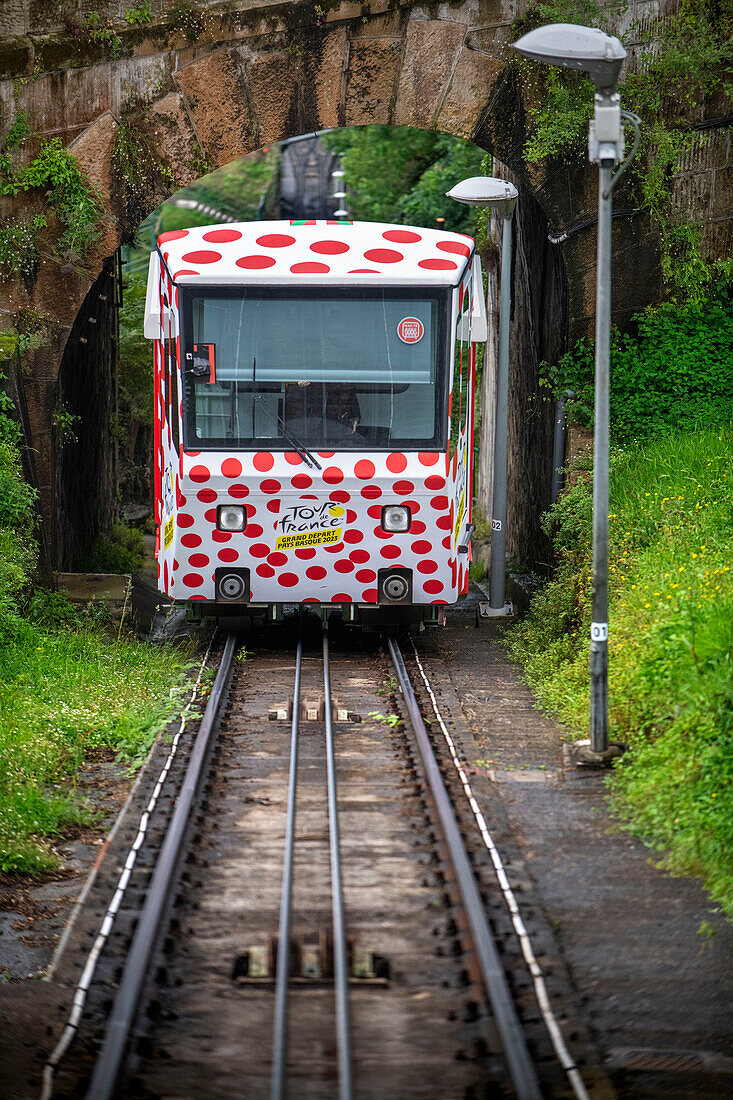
[603,110,642,198]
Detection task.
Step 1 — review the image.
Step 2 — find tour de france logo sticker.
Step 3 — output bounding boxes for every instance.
[397,317,424,344]
[275,501,346,550]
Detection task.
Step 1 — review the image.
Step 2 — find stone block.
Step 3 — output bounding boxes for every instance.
[0,1,27,39]
[435,45,502,139]
[316,26,347,130]
[246,49,298,146]
[675,128,730,174]
[175,48,256,167]
[69,111,123,258]
[711,163,733,220]
[671,170,713,222]
[344,36,401,126]
[353,12,404,37]
[465,22,514,57]
[700,216,733,261]
[117,53,173,112]
[144,92,201,190]
[13,70,70,135]
[394,18,466,129]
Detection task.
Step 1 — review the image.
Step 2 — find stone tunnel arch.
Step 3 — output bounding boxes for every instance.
[0,2,655,569]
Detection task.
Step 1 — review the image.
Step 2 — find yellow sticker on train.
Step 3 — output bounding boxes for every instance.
[276,529,342,550]
[164,516,174,549]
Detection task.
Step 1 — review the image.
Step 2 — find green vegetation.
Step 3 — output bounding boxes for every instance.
[321,127,483,234]
[0,365,191,875]
[515,0,733,299]
[541,274,733,439]
[0,215,47,281]
[507,427,733,913]
[78,522,146,575]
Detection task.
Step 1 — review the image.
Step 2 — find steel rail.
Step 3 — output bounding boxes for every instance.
[270,634,304,1100]
[86,632,238,1100]
[323,630,353,1100]
[387,636,542,1100]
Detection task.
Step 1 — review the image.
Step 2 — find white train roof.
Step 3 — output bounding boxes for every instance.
[156,220,475,288]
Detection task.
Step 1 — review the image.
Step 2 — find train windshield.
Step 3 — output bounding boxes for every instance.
[180,287,449,451]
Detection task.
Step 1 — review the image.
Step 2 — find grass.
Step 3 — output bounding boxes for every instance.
[506,426,733,916]
[0,608,193,874]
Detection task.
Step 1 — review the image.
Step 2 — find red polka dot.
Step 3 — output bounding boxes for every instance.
[229,484,249,498]
[411,520,426,534]
[285,452,303,465]
[181,533,202,548]
[424,580,444,594]
[417,559,438,574]
[364,248,403,263]
[325,543,343,554]
[268,552,288,567]
[218,548,239,562]
[318,452,335,458]
[354,459,375,480]
[436,515,453,531]
[311,240,349,255]
[425,475,446,490]
[344,530,363,544]
[291,261,330,274]
[330,490,350,503]
[367,505,382,519]
[189,552,210,567]
[163,560,169,589]
[182,250,222,264]
[189,594,205,600]
[404,499,421,514]
[303,597,319,603]
[292,474,312,489]
[278,573,299,587]
[392,480,414,495]
[173,559,179,571]
[374,527,392,540]
[332,593,352,603]
[260,479,281,494]
[419,258,457,271]
[382,229,421,244]
[442,535,452,549]
[267,499,281,513]
[306,565,327,580]
[189,466,210,483]
[430,496,450,511]
[244,524,264,538]
[253,452,274,472]
[381,545,401,559]
[386,452,407,473]
[295,548,316,560]
[349,549,369,564]
[182,572,204,587]
[178,512,194,527]
[346,509,358,523]
[438,239,472,257]
[236,255,276,269]
[362,589,378,603]
[250,543,269,558]
[257,233,295,248]
[176,489,186,507]
[323,467,344,484]
[221,457,242,478]
[361,485,381,499]
[203,229,242,243]
[204,507,217,523]
[159,229,189,243]
[257,564,275,578]
[173,268,198,279]
[335,559,354,573]
[212,531,231,543]
[185,451,200,457]
[411,539,432,554]
[197,488,217,503]
[355,569,376,583]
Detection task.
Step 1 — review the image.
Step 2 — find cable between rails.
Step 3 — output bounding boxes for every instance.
[41,633,218,1100]
[408,640,591,1100]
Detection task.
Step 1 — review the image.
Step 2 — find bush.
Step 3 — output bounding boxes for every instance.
[543,279,733,441]
[78,522,146,574]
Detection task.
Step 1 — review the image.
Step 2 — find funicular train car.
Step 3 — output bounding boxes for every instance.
[144,220,487,627]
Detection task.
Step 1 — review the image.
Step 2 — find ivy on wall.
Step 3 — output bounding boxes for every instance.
[514,0,733,302]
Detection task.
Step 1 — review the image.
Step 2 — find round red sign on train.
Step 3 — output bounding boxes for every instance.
[397,317,424,344]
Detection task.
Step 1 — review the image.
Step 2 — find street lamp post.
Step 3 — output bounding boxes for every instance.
[512,23,640,754]
[447,175,518,616]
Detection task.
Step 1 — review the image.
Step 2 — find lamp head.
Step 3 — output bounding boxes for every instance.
[512,23,626,92]
[446,176,518,219]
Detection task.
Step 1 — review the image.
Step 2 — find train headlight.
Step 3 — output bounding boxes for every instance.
[381,505,411,532]
[217,505,246,532]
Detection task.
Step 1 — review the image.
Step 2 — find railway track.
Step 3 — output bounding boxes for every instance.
[44,617,594,1099]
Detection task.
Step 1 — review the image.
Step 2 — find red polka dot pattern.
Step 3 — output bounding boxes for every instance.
[236,255,276,269]
[354,460,375,480]
[392,480,414,495]
[159,229,189,243]
[197,488,217,503]
[221,457,242,478]
[311,240,349,254]
[419,452,440,465]
[182,250,222,264]
[438,239,471,257]
[253,452,274,472]
[189,553,210,567]
[349,549,369,564]
[386,452,407,473]
[218,548,239,562]
[382,229,421,244]
[425,475,446,490]
[203,229,242,243]
[257,233,295,248]
[183,573,204,587]
[229,484,249,498]
[295,548,316,560]
[178,513,194,527]
[268,552,288,567]
[292,474,312,489]
[323,467,344,484]
[364,248,403,263]
[291,262,330,274]
[181,533,202,548]
[334,559,354,573]
[424,580,444,594]
[189,466,210,483]
[260,479,281,494]
[381,545,400,559]
[278,573,299,587]
[306,566,327,580]
[418,258,457,271]
[285,452,303,465]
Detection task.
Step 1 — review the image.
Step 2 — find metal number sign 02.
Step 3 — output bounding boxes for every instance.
[491,518,502,531]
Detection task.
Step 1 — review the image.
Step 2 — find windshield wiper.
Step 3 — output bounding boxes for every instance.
[252,394,322,471]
